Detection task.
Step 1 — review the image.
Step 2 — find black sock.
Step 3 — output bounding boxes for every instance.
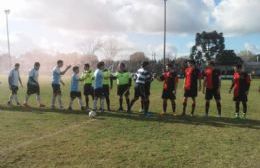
[183,102,187,114]
[217,102,221,115]
[242,102,247,114]
[119,98,123,109]
[191,103,196,115]
[126,98,130,109]
[106,97,110,110]
[85,97,89,108]
[205,102,210,115]
[163,101,167,113]
[171,101,176,113]
[236,101,240,114]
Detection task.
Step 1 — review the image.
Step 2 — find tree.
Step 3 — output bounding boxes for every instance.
[190,31,225,64]
[215,50,243,65]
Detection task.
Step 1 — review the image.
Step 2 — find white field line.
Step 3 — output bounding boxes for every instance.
[0,119,95,156]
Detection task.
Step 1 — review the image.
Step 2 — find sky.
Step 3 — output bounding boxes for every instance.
[0,0,260,60]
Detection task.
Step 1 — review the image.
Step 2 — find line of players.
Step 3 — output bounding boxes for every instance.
[6,59,251,118]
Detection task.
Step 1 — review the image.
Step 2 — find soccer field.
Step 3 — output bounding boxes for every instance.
[0,76,259,168]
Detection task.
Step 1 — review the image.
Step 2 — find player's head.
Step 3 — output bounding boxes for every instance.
[97,61,105,70]
[118,62,126,72]
[234,63,242,72]
[187,60,195,67]
[57,60,64,68]
[166,63,173,71]
[14,63,20,70]
[73,66,79,74]
[84,63,90,70]
[34,62,40,70]
[142,61,149,69]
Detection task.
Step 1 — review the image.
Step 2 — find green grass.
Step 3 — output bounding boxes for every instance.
[0,75,259,168]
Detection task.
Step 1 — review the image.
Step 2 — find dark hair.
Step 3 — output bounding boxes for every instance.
[34,62,40,67]
[15,63,20,67]
[57,60,63,64]
[142,61,149,67]
[73,66,79,72]
[97,61,105,68]
[236,64,242,69]
[84,63,90,68]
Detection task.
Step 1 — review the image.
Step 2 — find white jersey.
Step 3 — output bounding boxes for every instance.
[8,69,20,86]
[28,68,39,85]
[52,66,61,84]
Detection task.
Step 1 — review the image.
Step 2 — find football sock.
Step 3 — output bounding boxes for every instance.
[126,98,130,109]
[217,102,221,115]
[85,96,89,108]
[8,95,14,104]
[14,94,19,104]
[171,101,176,113]
[163,101,167,113]
[242,102,247,114]
[119,97,123,109]
[182,102,187,114]
[36,95,41,104]
[25,95,30,104]
[78,98,83,108]
[205,101,210,115]
[100,98,105,110]
[69,98,73,108]
[191,103,196,115]
[93,98,98,111]
[235,101,240,114]
[51,96,56,107]
[57,95,63,108]
[105,96,110,110]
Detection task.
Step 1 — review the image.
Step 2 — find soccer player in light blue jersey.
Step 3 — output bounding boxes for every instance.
[93,62,105,113]
[8,63,23,106]
[51,60,71,109]
[68,66,84,111]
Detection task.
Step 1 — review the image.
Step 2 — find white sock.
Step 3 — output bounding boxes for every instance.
[25,95,30,104]
[8,95,13,104]
[78,98,83,108]
[93,98,98,111]
[14,95,19,104]
[36,95,41,105]
[100,97,104,110]
[51,95,56,107]
[57,95,63,108]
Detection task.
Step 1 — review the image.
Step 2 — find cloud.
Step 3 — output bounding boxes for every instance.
[213,0,260,34]
[244,43,260,54]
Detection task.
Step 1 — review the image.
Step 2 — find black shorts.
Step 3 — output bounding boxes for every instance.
[94,88,104,98]
[205,88,220,100]
[27,84,40,95]
[84,84,93,96]
[162,90,176,100]
[117,84,130,96]
[134,84,147,99]
[52,84,61,95]
[10,85,18,94]
[103,85,110,97]
[70,91,82,99]
[184,88,198,98]
[233,94,248,102]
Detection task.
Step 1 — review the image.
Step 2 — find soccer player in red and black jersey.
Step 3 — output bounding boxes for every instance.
[203,61,222,117]
[182,60,201,116]
[158,63,179,116]
[229,64,251,119]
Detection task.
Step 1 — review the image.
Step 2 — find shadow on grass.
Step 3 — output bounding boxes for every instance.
[0,105,259,130]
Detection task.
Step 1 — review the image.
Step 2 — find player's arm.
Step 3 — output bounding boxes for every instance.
[18,72,23,87]
[60,65,71,75]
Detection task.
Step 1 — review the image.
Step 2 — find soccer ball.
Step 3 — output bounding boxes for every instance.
[89,111,96,118]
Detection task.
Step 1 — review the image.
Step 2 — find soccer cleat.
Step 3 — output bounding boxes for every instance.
[17,102,21,106]
[190,113,194,117]
[172,112,177,116]
[81,106,85,111]
[39,104,46,108]
[205,113,209,118]
[181,112,186,116]
[51,105,56,110]
[86,108,90,112]
[235,113,239,119]
[144,112,152,118]
[100,109,104,113]
[160,112,166,116]
[217,114,221,118]
[7,101,12,106]
[139,109,144,113]
[242,113,246,119]
[68,107,72,111]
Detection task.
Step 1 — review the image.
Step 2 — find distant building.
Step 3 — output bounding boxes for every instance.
[244,62,260,77]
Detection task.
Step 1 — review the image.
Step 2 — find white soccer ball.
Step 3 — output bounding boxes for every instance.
[89,111,96,118]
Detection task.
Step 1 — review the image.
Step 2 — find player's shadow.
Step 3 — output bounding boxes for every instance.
[1,106,260,130]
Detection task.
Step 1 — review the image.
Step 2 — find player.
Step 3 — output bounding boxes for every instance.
[51,60,71,109]
[8,63,23,106]
[229,64,251,119]
[158,63,178,116]
[103,67,113,111]
[113,62,132,112]
[93,61,105,113]
[128,61,152,116]
[182,60,201,116]
[80,64,94,111]
[23,62,45,108]
[202,61,222,117]
[68,66,84,111]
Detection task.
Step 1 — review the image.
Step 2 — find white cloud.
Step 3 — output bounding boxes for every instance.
[213,0,260,34]
[244,43,260,54]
